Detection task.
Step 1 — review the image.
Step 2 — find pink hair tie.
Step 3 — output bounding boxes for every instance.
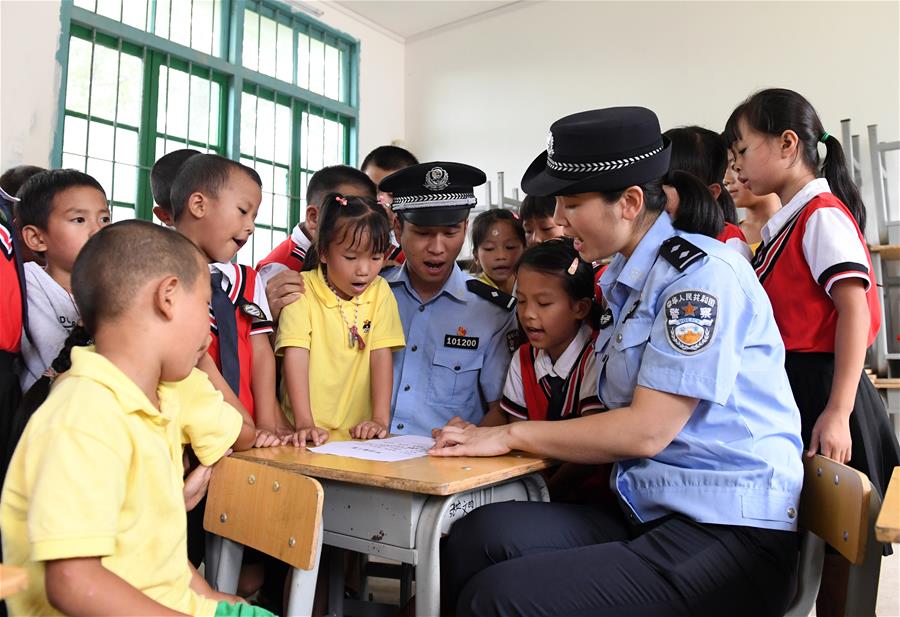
[336,196,348,206]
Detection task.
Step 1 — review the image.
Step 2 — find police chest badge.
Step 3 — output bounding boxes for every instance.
[664,291,717,354]
[424,166,450,191]
[598,308,613,329]
[506,329,519,353]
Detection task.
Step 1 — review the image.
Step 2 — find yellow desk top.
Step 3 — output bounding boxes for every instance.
[876,467,900,543]
[0,564,28,599]
[234,446,553,496]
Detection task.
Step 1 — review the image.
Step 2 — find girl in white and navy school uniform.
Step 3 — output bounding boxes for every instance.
[500,237,612,503]
[726,89,900,498]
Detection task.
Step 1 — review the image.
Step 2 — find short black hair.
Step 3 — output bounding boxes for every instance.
[170,154,262,221]
[15,169,106,231]
[471,209,525,252]
[72,220,206,334]
[0,165,46,198]
[306,165,375,208]
[665,126,738,224]
[516,236,594,303]
[519,195,556,221]
[151,149,201,215]
[360,145,418,174]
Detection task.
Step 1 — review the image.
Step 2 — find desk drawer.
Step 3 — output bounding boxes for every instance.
[321,480,426,549]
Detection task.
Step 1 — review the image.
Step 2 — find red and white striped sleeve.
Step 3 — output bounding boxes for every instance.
[802,207,871,295]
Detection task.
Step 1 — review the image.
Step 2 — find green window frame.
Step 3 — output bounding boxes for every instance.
[54,0,359,263]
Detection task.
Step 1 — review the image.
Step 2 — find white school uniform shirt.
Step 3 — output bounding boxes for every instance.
[758,178,870,295]
[19,262,80,391]
[500,323,603,420]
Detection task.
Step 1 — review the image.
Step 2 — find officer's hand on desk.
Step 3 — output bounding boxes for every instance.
[350,420,389,440]
[431,415,473,438]
[281,426,329,448]
[265,269,306,322]
[429,424,512,458]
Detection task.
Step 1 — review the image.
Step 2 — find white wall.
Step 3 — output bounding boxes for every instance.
[0,0,405,171]
[314,2,406,159]
[0,0,64,170]
[405,1,900,223]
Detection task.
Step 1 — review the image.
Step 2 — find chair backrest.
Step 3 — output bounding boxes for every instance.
[204,456,324,570]
[798,454,872,565]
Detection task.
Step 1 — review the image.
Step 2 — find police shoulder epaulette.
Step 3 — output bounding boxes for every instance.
[660,236,706,272]
[466,279,516,311]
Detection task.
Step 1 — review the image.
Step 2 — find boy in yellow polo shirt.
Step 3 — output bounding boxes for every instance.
[275,193,405,446]
[1,220,272,617]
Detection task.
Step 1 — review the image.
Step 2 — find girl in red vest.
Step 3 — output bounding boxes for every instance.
[500,237,611,503]
[726,88,900,617]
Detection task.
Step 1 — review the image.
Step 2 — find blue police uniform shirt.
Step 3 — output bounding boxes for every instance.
[386,264,517,436]
[597,212,804,531]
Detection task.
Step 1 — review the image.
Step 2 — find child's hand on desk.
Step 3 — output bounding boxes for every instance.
[431,415,472,438]
[350,420,389,440]
[253,428,282,448]
[281,426,330,447]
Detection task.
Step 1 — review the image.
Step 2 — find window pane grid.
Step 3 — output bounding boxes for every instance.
[63,0,358,260]
[62,28,144,221]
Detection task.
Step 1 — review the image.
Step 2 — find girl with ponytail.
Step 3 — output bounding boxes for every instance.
[725,88,899,617]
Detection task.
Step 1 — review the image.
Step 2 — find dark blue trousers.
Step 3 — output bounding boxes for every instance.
[445,501,798,617]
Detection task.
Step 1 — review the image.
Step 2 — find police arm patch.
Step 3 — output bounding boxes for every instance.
[663,290,718,354]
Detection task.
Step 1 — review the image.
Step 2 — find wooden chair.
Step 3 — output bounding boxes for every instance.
[784,454,884,616]
[204,456,324,616]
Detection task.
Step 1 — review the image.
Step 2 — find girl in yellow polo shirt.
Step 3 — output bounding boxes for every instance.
[275,194,405,446]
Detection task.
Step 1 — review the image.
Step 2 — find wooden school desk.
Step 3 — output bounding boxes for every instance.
[876,466,900,543]
[232,445,552,616]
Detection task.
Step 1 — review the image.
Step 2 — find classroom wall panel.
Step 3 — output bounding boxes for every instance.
[404,1,900,232]
[0,0,65,170]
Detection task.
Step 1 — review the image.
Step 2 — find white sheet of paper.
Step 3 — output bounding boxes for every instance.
[308,435,436,462]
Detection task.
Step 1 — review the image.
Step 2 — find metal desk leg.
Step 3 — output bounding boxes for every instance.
[204,532,222,587]
[413,473,549,617]
[327,546,346,617]
[205,534,244,595]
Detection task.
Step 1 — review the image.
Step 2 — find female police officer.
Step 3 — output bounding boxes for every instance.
[430,107,805,617]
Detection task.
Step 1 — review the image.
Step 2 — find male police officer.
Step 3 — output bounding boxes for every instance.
[380,162,518,436]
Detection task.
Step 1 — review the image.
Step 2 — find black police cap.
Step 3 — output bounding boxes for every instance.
[381,161,486,227]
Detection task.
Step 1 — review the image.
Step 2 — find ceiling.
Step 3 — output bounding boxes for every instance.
[332,1,520,40]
